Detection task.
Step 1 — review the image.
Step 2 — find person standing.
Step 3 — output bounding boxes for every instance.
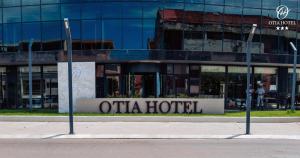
[256,83,265,110]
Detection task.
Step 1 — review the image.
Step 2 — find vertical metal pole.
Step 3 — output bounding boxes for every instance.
[291,50,297,111]
[246,41,251,135]
[64,18,74,134]
[28,39,33,111]
[290,42,297,112]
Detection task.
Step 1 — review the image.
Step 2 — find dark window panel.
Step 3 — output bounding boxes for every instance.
[42,21,62,51]
[22,0,40,5]
[101,2,123,18]
[103,19,122,49]
[81,20,102,50]
[123,19,142,49]
[22,22,41,51]
[3,23,21,52]
[143,19,156,49]
[61,4,81,20]
[3,7,21,23]
[3,0,20,7]
[123,2,142,18]
[41,0,60,4]
[62,20,81,50]
[142,2,161,18]
[22,6,41,22]
[82,3,101,19]
[42,4,61,21]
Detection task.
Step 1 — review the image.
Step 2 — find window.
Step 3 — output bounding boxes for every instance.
[81,20,102,50]
[244,0,261,8]
[61,4,81,20]
[42,5,60,21]
[3,23,21,52]
[101,2,123,18]
[3,7,21,23]
[42,21,61,50]
[22,22,41,51]
[262,0,279,9]
[3,0,20,7]
[200,66,225,98]
[225,0,242,6]
[205,0,224,5]
[103,19,122,49]
[123,19,142,49]
[143,19,156,49]
[41,0,60,4]
[82,3,101,19]
[22,6,41,22]
[254,67,278,93]
[22,0,40,5]
[123,2,142,18]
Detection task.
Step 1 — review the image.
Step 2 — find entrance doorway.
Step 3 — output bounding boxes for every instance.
[128,73,156,98]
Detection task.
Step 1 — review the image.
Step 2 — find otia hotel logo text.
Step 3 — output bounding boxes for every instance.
[268,5,296,30]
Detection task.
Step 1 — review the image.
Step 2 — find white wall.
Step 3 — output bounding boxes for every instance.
[58,62,95,113]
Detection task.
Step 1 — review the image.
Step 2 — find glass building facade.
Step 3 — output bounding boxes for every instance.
[1,0,300,110]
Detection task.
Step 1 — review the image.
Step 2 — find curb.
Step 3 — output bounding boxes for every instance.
[0,116,300,123]
[0,134,300,140]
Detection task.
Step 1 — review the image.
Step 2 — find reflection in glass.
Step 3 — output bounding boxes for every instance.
[3,23,21,52]
[22,6,41,22]
[103,20,122,49]
[42,21,61,50]
[200,66,225,98]
[3,7,21,23]
[61,4,81,20]
[123,19,142,49]
[42,4,61,21]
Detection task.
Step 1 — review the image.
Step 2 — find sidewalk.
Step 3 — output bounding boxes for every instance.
[0,122,300,139]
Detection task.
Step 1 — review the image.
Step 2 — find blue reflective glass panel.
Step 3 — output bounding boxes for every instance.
[205,0,224,5]
[101,2,123,18]
[42,21,61,50]
[185,3,204,11]
[284,0,298,12]
[143,19,156,49]
[262,0,279,9]
[42,21,61,41]
[3,0,20,7]
[62,20,81,40]
[22,22,41,42]
[103,20,122,49]
[22,6,41,22]
[82,3,101,19]
[123,19,142,49]
[143,2,161,18]
[81,20,102,40]
[123,2,142,18]
[3,23,21,45]
[42,5,60,21]
[22,0,40,5]
[244,0,261,8]
[3,7,21,23]
[61,4,81,20]
[225,0,242,6]
[41,0,60,4]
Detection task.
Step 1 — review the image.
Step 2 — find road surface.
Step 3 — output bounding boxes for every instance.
[1,139,300,158]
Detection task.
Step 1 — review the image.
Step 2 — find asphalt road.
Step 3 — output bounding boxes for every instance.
[1,139,300,158]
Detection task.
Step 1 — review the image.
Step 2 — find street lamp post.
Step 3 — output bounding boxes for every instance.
[246,24,257,135]
[28,39,33,111]
[289,42,297,112]
[63,18,74,134]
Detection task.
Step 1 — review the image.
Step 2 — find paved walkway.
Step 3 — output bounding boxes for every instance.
[0,122,300,139]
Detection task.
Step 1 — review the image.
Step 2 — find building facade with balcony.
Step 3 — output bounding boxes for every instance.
[0,0,300,110]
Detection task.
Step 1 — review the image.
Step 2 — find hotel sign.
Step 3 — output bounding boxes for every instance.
[268,5,296,31]
[76,98,224,114]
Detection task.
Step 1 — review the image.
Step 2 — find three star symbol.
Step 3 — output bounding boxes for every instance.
[276,26,289,30]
